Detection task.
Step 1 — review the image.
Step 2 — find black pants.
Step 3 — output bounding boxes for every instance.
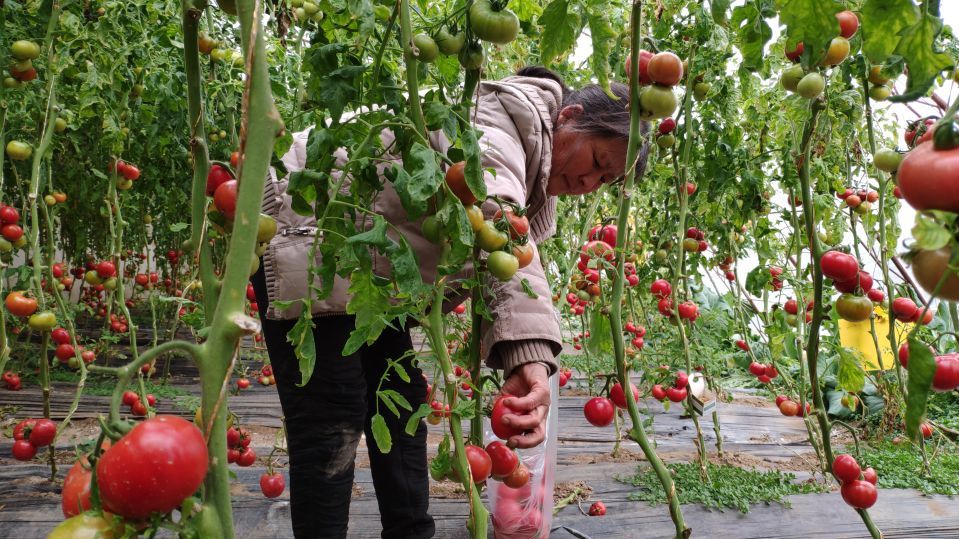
[252,268,435,539]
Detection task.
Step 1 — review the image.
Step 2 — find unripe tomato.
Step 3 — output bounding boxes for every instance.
[821,37,850,66]
[468,0,519,44]
[477,222,508,252]
[6,140,32,161]
[796,73,825,99]
[11,40,41,60]
[412,34,439,63]
[639,85,678,120]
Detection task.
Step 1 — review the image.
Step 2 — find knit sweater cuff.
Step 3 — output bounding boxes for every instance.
[497,339,559,378]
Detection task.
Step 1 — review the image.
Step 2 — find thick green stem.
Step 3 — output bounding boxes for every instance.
[468,246,484,445]
[606,3,687,538]
[397,0,427,136]
[423,245,487,538]
[797,99,882,539]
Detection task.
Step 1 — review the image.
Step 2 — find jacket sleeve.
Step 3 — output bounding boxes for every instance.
[473,99,562,378]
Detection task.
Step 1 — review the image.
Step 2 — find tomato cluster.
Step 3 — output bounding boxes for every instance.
[570,330,590,351]
[831,454,879,510]
[890,296,932,325]
[11,418,57,461]
[226,425,257,466]
[625,49,683,120]
[775,395,812,418]
[623,320,646,356]
[836,187,879,215]
[557,367,573,387]
[682,227,708,254]
[651,368,691,404]
[52,326,97,368]
[748,360,779,385]
[781,11,857,100]
[783,297,814,327]
[122,389,157,417]
[3,370,22,390]
[0,203,25,251]
[6,40,40,88]
[650,278,699,322]
[110,159,141,190]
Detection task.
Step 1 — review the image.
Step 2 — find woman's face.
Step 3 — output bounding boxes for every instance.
[548,105,628,196]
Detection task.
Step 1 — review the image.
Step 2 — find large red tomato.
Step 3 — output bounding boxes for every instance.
[609,382,639,409]
[898,141,959,213]
[96,415,208,519]
[583,397,615,426]
[491,394,525,440]
[840,480,878,509]
[62,459,93,517]
[933,354,959,392]
[213,179,238,220]
[588,223,618,246]
[820,251,859,282]
[464,445,492,483]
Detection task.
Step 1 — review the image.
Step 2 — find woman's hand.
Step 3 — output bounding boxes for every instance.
[499,362,551,449]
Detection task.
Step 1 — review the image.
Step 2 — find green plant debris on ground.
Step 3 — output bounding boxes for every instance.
[619,462,827,513]
[857,441,959,496]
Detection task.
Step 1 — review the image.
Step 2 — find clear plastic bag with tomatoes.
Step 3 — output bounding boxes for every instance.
[486,374,559,539]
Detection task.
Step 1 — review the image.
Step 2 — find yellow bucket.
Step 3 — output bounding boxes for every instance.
[838,307,911,371]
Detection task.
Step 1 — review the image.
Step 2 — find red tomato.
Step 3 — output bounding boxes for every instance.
[647,51,683,86]
[820,251,859,282]
[96,416,208,519]
[206,164,234,196]
[5,291,38,317]
[674,371,689,389]
[62,459,94,517]
[832,454,861,483]
[666,386,687,402]
[650,279,672,299]
[588,501,607,516]
[493,208,530,239]
[260,472,286,498]
[749,362,766,376]
[625,50,654,85]
[491,394,525,440]
[836,10,859,38]
[841,480,878,509]
[444,161,476,205]
[583,397,615,426]
[213,179,239,220]
[95,260,116,278]
[933,355,959,392]
[657,297,673,317]
[28,418,56,447]
[659,118,676,135]
[898,141,959,213]
[834,271,873,294]
[609,382,639,409]
[12,439,37,460]
[891,297,919,322]
[651,384,667,401]
[238,447,257,467]
[0,205,19,224]
[485,440,519,478]
[51,327,71,345]
[588,223,618,246]
[464,445,492,483]
[677,301,699,321]
[121,164,141,180]
[502,462,530,488]
[779,400,800,417]
[580,240,614,263]
[735,339,750,351]
[685,182,697,195]
[867,288,885,303]
[785,41,804,62]
[862,467,878,485]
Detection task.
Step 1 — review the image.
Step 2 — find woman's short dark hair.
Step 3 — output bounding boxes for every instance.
[516,66,647,184]
[516,65,633,140]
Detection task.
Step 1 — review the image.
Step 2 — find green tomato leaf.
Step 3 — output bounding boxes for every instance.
[837,347,867,393]
[912,214,952,250]
[539,0,580,66]
[370,413,392,454]
[346,213,390,250]
[731,2,774,72]
[776,0,842,67]
[905,336,937,441]
[587,312,613,357]
[391,142,442,219]
[288,309,317,387]
[343,270,392,355]
[405,403,432,436]
[585,8,616,96]
[462,128,486,203]
[889,13,955,103]
[860,0,919,64]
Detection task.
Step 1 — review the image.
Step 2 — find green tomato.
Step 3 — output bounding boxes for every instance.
[469,0,519,44]
[873,148,901,173]
[0,238,12,253]
[421,215,444,244]
[28,311,57,332]
[458,41,485,70]
[639,85,678,120]
[476,221,508,252]
[796,73,825,99]
[372,4,391,20]
[413,34,439,63]
[47,514,118,539]
[487,251,519,281]
[303,2,319,14]
[6,140,32,161]
[435,27,465,55]
[465,205,485,232]
[54,117,68,133]
[693,82,711,101]
[11,40,40,61]
[3,77,22,89]
[657,134,675,148]
[103,277,118,291]
[869,85,890,101]
[257,213,277,243]
[780,64,805,93]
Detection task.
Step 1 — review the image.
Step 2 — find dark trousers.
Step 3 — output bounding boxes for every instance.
[252,268,435,539]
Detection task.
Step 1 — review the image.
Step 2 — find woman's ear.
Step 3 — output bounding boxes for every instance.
[556,104,584,127]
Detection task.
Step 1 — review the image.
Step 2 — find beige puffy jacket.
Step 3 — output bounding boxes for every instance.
[260,76,564,376]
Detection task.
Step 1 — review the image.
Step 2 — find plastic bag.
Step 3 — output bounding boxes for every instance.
[486,373,559,539]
